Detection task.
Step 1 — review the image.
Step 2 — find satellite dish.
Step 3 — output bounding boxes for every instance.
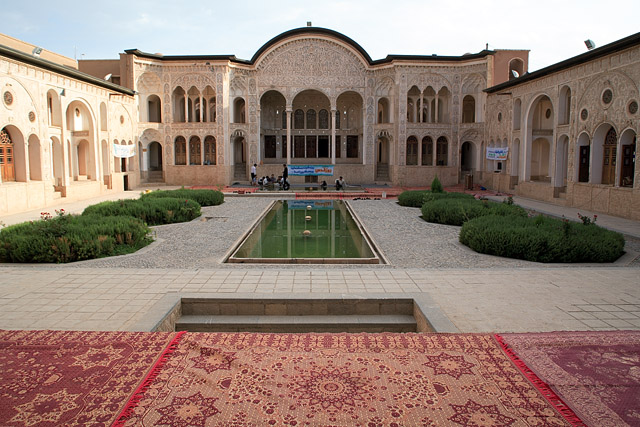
[584,39,595,50]
[511,70,519,78]
[32,47,43,56]
[104,74,112,81]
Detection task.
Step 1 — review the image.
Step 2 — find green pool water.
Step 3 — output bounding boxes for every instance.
[228,200,379,263]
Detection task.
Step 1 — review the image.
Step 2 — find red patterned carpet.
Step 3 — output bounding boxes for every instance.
[1,330,638,426]
[499,331,640,427]
[0,330,176,426]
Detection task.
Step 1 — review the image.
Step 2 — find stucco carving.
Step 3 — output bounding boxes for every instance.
[172,73,216,90]
[256,38,366,87]
[136,72,162,94]
[576,71,639,132]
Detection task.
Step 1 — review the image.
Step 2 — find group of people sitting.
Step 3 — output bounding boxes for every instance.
[256,167,346,192]
[257,174,278,188]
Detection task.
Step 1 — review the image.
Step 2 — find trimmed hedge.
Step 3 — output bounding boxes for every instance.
[398,190,430,207]
[141,189,224,207]
[82,197,201,225]
[398,190,475,207]
[0,214,151,263]
[423,192,475,203]
[459,214,624,263]
[421,198,527,226]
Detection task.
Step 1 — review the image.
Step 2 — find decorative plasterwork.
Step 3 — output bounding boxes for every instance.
[256,38,366,88]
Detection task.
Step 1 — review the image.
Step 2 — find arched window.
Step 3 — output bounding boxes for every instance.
[378,98,389,124]
[233,98,246,123]
[421,136,433,166]
[189,136,201,165]
[513,98,522,130]
[509,58,524,80]
[294,109,304,129]
[559,86,571,125]
[0,128,15,181]
[406,136,418,165]
[318,109,329,129]
[436,136,448,166]
[462,95,475,123]
[147,95,161,123]
[172,87,186,122]
[174,136,186,165]
[306,109,316,129]
[204,136,216,165]
[335,111,341,129]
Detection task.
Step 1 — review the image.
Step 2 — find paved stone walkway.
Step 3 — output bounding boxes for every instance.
[0,189,638,334]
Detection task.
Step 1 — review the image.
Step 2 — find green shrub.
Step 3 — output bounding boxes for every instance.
[459,214,624,263]
[0,214,151,263]
[82,197,201,225]
[423,192,475,203]
[421,198,526,226]
[398,190,431,207]
[141,189,224,206]
[430,176,444,193]
[398,190,475,207]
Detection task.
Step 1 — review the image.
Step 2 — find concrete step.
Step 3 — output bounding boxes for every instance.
[175,314,417,333]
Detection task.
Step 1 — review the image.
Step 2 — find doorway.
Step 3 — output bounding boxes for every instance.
[579,146,590,183]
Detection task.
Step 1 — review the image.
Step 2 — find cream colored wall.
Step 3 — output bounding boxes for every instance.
[483,43,640,220]
[0,51,136,216]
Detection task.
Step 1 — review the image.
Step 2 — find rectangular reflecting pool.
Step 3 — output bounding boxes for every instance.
[227,200,383,264]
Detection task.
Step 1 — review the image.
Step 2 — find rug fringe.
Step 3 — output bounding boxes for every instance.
[112,331,186,426]
[494,334,587,427]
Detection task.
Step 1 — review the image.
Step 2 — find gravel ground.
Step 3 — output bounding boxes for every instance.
[68,197,639,270]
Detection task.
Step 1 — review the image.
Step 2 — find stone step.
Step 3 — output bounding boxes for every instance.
[181,297,414,316]
[175,314,417,333]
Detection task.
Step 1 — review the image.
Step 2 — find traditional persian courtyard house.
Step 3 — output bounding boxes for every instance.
[1,28,639,219]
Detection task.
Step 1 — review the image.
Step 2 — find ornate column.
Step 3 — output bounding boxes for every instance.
[331,109,336,165]
[184,93,188,123]
[286,108,292,164]
[412,98,417,123]
[419,92,424,123]
[435,95,439,124]
[199,95,204,122]
[256,107,261,164]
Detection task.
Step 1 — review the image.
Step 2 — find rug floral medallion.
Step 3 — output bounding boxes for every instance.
[114,333,573,426]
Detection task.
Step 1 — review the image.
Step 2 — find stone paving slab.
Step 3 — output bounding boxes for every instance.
[1,266,638,333]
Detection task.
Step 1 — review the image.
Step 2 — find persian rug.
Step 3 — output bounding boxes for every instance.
[113,332,577,426]
[0,329,177,426]
[499,331,640,427]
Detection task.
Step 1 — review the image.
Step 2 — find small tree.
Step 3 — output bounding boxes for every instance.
[430,175,444,193]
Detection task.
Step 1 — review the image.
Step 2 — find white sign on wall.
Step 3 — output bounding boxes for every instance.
[486,147,508,160]
[113,143,135,158]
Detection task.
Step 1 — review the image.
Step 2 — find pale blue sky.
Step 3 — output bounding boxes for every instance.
[4,0,639,72]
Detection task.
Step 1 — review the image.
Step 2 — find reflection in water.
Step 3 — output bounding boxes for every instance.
[233,200,375,259]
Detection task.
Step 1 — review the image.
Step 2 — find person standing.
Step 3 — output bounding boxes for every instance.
[282,163,290,190]
[250,163,257,186]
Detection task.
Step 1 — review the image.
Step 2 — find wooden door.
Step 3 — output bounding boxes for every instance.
[578,145,590,183]
[620,142,635,187]
[0,129,15,182]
